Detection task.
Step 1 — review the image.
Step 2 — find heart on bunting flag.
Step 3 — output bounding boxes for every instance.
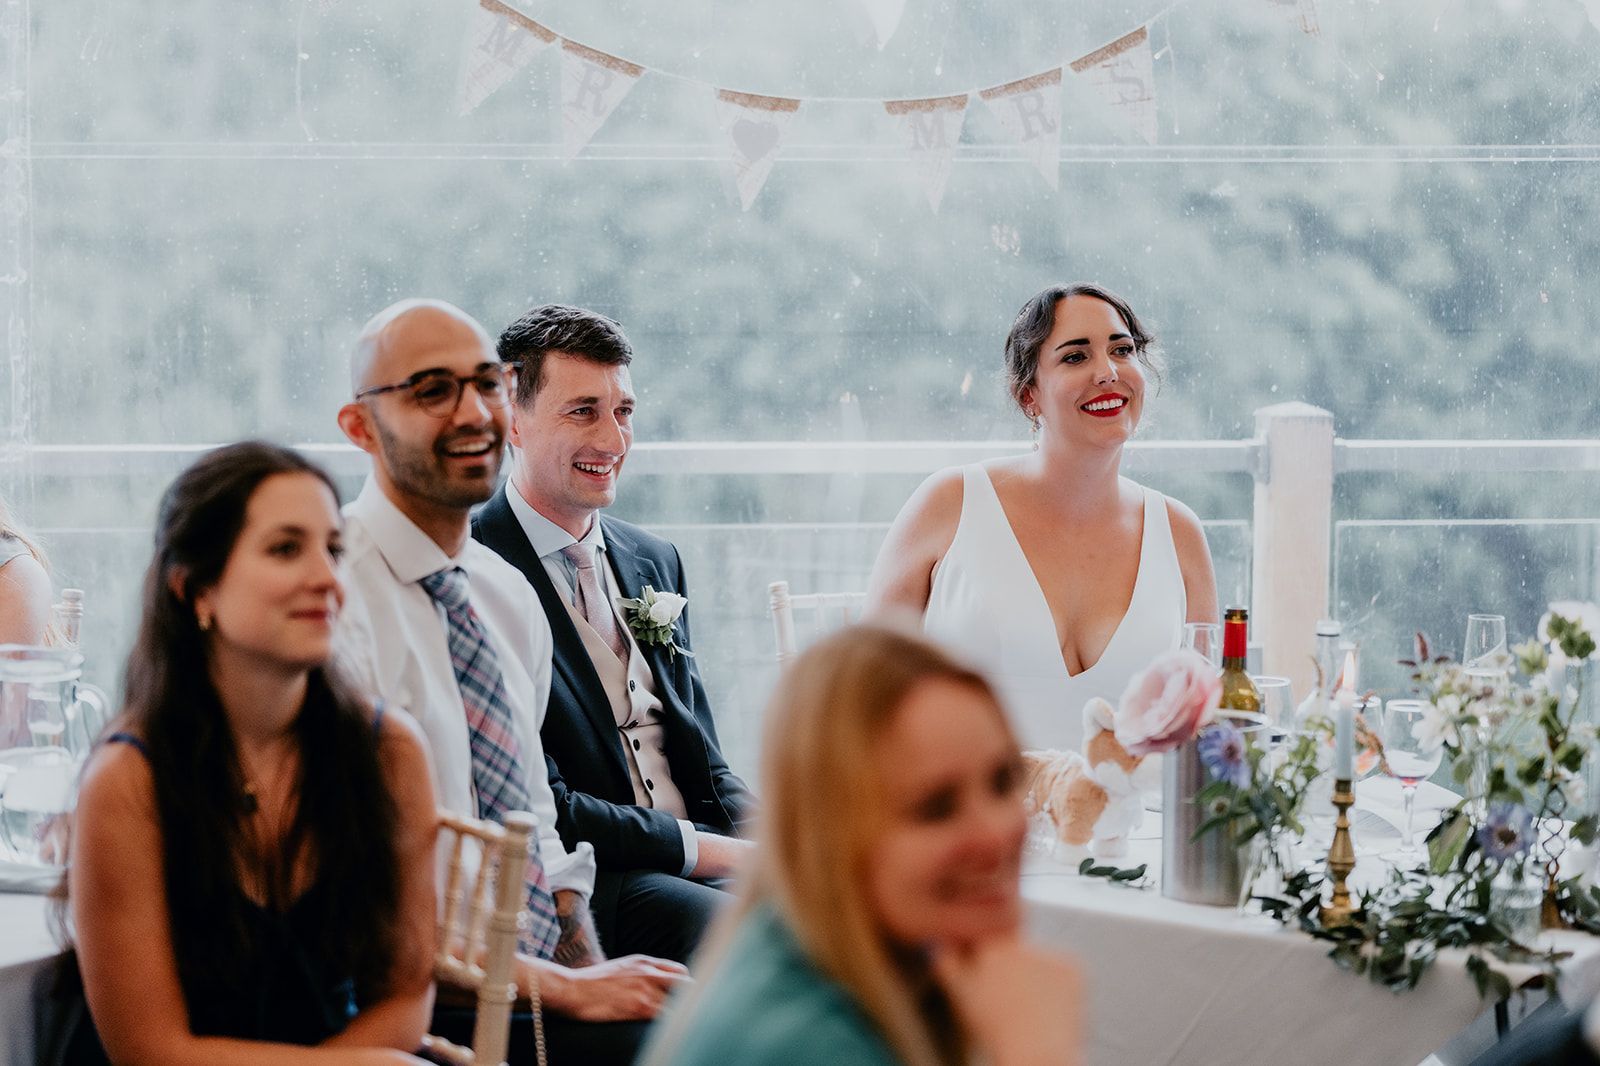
[714,89,801,210]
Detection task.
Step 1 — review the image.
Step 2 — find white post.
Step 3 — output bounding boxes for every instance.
[1251,403,1335,698]
[1,0,34,506]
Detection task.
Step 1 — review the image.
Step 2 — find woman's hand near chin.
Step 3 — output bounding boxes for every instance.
[930,932,1083,1066]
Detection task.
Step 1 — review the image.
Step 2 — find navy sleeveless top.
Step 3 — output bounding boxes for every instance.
[61,705,387,1061]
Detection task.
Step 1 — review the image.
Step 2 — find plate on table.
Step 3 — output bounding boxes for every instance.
[1350,808,1401,854]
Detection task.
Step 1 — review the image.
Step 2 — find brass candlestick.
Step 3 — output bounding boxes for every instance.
[1321,777,1357,928]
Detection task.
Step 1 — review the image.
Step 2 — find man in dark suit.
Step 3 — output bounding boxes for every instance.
[472,303,754,964]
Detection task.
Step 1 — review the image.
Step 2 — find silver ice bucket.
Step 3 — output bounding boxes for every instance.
[1161,712,1266,906]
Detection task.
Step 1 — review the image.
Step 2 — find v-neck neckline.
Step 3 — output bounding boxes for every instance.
[975,467,1148,680]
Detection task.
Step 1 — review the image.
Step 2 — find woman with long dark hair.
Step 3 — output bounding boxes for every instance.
[59,441,438,1065]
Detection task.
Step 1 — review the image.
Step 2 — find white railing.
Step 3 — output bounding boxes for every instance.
[5,408,1598,702]
[11,438,1259,478]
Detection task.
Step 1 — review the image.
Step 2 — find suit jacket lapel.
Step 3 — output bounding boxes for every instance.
[602,517,683,710]
[477,491,626,779]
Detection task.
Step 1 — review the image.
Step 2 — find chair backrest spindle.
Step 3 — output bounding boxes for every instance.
[766,580,866,663]
[422,809,543,1066]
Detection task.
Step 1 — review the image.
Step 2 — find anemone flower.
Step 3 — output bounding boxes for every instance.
[1197,721,1250,789]
[1477,803,1536,862]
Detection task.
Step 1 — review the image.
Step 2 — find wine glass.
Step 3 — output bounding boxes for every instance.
[1380,699,1444,862]
[1463,613,1507,670]
[1251,675,1294,748]
[1182,622,1222,670]
[1461,614,1508,819]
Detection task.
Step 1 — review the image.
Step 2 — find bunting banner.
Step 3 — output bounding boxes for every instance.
[978,68,1063,189]
[884,94,968,212]
[456,0,557,115]
[715,90,801,210]
[445,0,1333,205]
[1069,26,1157,146]
[857,0,908,49]
[1268,0,1320,36]
[560,40,645,159]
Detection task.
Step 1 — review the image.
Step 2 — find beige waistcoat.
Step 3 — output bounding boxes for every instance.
[560,592,688,819]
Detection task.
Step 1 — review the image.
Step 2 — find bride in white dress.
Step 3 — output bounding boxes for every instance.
[866,283,1218,751]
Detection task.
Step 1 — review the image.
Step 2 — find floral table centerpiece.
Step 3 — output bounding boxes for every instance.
[1113,649,1287,904]
[1187,601,1600,996]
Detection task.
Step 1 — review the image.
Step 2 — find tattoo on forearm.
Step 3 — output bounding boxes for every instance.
[552,890,605,968]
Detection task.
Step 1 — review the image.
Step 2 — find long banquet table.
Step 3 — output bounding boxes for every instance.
[6,778,1600,1066]
[1021,776,1600,1066]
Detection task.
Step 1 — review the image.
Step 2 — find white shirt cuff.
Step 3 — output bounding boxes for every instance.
[678,820,699,878]
[543,838,597,901]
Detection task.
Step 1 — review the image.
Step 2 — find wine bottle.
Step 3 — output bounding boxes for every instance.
[54,588,84,647]
[1314,621,1342,708]
[1293,619,1343,729]
[1218,606,1261,714]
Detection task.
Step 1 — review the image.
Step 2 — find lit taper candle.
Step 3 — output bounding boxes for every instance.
[1333,650,1358,780]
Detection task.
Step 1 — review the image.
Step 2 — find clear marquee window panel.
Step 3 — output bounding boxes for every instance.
[7,0,1600,776]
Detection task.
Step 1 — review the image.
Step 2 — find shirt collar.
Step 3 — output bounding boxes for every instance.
[506,480,608,561]
[347,476,461,585]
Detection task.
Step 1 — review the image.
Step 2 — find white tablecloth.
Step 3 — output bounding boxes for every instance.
[1021,777,1600,1066]
[8,780,1600,1066]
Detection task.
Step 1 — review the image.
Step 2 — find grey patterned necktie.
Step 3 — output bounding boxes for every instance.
[561,542,628,661]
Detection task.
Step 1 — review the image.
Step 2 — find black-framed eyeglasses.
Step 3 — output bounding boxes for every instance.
[354,364,518,418]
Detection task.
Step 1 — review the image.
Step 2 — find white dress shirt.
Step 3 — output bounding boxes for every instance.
[505,480,700,876]
[336,478,596,899]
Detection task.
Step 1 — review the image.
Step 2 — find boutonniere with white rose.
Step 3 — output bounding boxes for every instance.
[617,586,694,661]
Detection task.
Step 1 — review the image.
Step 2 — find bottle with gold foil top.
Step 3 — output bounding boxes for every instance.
[1218,606,1261,714]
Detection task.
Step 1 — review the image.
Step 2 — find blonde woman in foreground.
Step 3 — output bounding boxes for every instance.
[643,623,1082,1066]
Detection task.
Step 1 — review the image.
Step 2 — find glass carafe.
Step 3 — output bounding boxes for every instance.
[0,645,108,865]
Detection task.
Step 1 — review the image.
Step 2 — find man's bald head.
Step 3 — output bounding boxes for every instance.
[338,298,511,549]
[349,298,497,395]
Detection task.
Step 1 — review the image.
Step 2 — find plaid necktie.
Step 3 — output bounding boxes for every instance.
[419,565,562,959]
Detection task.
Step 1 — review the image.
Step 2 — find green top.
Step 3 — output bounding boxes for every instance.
[647,907,904,1066]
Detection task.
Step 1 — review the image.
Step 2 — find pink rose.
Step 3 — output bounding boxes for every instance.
[1114,650,1222,757]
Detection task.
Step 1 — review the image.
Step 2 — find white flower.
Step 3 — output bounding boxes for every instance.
[618,586,694,661]
[1566,774,1588,810]
[1545,648,1572,695]
[1539,601,1600,659]
[1539,600,1600,639]
[1412,701,1459,754]
[646,590,687,625]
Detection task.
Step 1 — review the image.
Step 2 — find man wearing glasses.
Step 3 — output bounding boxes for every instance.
[334,299,685,1066]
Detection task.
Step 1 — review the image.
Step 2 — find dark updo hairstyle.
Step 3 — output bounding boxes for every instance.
[1002,283,1162,414]
[94,441,403,1016]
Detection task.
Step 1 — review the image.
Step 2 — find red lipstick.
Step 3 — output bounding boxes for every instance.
[1080,393,1128,418]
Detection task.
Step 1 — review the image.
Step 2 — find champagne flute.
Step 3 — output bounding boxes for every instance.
[1381,699,1444,862]
[1182,622,1222,670]
[1463,613,1507,670]
[1462,614,1507,818]
[1250,675,1294,748]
